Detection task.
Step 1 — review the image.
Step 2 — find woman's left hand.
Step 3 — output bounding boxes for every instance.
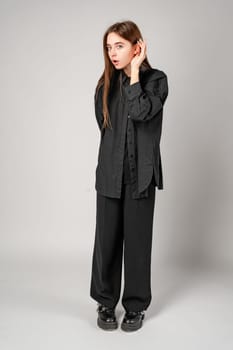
[130,38,147,70]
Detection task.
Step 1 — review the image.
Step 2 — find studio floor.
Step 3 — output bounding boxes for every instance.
[0,255,232,350]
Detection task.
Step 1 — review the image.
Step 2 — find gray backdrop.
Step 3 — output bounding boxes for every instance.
[0,0,232,349]
[1,0,232,266]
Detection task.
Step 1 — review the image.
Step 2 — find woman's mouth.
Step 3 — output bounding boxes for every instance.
[112,60,120,65]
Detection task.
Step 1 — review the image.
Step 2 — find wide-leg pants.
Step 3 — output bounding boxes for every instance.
[90,179,156,312]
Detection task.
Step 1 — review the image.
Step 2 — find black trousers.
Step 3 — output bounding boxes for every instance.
[90,178,156,312]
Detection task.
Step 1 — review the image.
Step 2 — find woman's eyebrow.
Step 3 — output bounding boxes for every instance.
[106,42,125,46]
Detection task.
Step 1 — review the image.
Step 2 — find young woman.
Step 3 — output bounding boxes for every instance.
[90,20,169,332]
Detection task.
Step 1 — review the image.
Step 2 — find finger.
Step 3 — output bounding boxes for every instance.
[137,38,144,45]
[139,41,146,52]
[142,39,147,49]
[138,38,146,45]
[141,43,146,53]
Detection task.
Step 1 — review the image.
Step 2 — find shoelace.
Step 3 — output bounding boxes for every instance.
[96,303,114,313]
[96,303,145,316]
[126,310,145,316]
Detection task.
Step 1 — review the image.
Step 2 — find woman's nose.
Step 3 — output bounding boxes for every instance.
[109,47,116,56]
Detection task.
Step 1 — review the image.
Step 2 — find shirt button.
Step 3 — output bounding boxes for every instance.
[128,115,130,118]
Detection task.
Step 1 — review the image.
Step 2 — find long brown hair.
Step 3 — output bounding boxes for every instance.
[95,20,152,130]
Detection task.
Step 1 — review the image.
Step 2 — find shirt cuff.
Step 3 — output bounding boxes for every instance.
[124,82,143,101]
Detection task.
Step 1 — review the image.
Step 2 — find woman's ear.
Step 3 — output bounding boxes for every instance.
[134,43,141,55]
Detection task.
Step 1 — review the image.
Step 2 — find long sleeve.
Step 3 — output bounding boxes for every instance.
[94,85,104,131]
[123,72,168,122]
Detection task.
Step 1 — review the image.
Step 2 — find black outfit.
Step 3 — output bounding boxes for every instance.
[94,66,168,199]
[90,66,168,312]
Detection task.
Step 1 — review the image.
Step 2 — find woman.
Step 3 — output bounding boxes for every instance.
[90,20,169,332]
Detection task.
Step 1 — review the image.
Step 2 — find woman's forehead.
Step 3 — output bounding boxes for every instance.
[106,32,129,45]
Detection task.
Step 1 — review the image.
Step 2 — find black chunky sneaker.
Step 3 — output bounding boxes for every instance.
[121,310,145,332]
[96,303,118,330]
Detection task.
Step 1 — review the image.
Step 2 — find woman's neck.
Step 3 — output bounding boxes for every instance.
[123,65,131,77]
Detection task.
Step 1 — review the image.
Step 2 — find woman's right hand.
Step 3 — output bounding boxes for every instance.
[130,38,147,71]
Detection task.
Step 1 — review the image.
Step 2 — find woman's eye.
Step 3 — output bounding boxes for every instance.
[106,45,123,51]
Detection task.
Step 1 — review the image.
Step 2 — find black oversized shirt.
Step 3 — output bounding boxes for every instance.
[94,66,168,199]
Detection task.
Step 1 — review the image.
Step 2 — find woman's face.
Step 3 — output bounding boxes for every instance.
[106,32,138,74]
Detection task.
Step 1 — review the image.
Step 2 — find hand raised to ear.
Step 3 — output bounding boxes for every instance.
[130,38,147,70]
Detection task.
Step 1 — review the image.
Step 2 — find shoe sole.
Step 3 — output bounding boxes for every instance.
[97,317,118,331]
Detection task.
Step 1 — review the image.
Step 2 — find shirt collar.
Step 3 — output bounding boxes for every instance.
[121,69,130,83]
[119,65,148,84]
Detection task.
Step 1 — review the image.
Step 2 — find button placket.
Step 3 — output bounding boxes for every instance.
[123,79,137,191]
[116,98,129,195]
[126,120,137,185]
